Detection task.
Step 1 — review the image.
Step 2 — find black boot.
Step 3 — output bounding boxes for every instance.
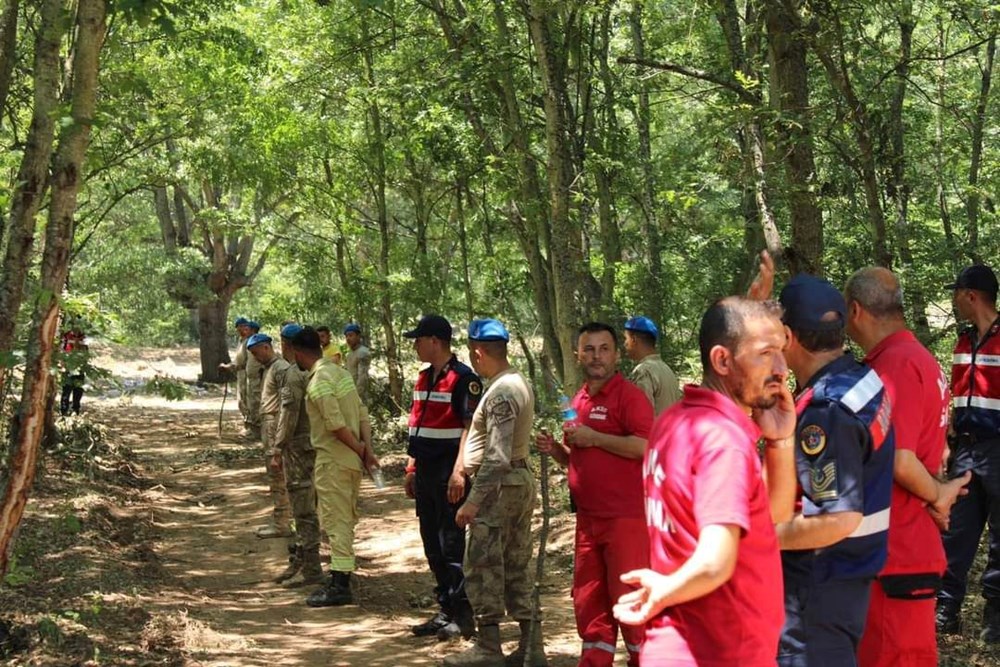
[274,544,302,583]
[411,610,450,637]
[437,600,475,640]
[306,571,352,607]
[982,599,1000,644]
[936,600,962,635]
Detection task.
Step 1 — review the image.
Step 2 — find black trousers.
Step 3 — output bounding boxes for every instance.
[415,455,470,614]
[60,374,84,415]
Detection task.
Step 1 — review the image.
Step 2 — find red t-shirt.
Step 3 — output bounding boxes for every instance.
[567,372,654,518]
[864,329,950,575]
[642,385,783,666]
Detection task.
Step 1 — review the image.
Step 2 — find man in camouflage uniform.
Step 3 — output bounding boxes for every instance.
[272,323,323,584]
[624,316,681,415]
[344,323,371,404]
[446,319,546,667]
[247,333,293,539]
[244,321,265,440]
[219,316,252,434]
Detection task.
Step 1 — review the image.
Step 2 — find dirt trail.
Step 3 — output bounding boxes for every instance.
[64,342,627,666]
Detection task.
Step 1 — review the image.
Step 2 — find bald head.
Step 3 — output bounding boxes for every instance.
[845,267,905,320]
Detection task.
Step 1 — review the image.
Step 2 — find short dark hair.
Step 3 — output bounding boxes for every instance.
[292,326,323,353]
[577,322,618,347]
[790,325,845,353]
[699,297,783,374]
[469,339,507,359]
[627,329,656,348]
[315,325,331,334]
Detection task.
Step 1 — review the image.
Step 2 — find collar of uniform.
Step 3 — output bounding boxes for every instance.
[423,353,458,382]
[863,328,916,365]
[680,384,761,441]
[308,356,330,379]
[638,353,661,364]
[799,352,856,393]
[485,366,517,387]
[583,370,624,398]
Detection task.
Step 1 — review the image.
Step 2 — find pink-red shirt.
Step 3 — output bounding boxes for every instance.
[642,384,783,666]
[568,372,654,518]
[864,329,950,575]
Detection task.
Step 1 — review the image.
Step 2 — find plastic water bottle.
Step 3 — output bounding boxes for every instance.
[371,466,385,489]
[558,394,578,423]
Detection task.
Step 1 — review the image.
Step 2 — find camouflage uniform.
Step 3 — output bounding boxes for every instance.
[259,356,293,531]
[345,344,371,404]
[246,350,264,438]
[234,337,249,426]
[462,367,537,626]
[276,363,320,559]
[630,353,682,416]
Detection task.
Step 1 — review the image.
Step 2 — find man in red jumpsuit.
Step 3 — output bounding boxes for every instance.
[536,322,653,666]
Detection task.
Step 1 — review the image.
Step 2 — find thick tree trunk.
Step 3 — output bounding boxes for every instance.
[966,31,995,262]
[0,0,106,580]
[0,0,63,365]
[764,0,823,274]
[198,299,231,383]
[935,16,958,266]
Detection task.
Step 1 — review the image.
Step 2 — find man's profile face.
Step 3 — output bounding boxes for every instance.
[318,330,331,347]
[249,344,271,364]
[345,331,360,348]
[726,316,788,411]
[413,336,438,363]
[577,330,618,382]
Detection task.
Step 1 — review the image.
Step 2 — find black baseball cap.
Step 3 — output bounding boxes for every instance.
[779,273,846,331]
[403,314,453,341]
[946,265,998,300]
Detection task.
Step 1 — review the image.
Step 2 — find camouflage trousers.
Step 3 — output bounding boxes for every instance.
[465,467,537,625]
[284,436,320,552]
[246,378,262,433]
[260,416,292,527]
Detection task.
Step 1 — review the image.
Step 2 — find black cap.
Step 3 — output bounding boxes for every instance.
[779,274,847,331]
[403,314,453,341]
[946,265,998,300]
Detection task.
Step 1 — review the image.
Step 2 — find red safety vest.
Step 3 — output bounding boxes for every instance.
[951,316,1000,438]
[407,356,474,460]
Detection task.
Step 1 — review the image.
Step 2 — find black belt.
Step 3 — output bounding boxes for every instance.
[952,432,997,446]
[511,458,528,469]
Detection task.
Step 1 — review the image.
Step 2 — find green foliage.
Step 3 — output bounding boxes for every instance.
[142,375,190,401]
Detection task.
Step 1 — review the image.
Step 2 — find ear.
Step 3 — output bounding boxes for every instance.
[709,344,732,376]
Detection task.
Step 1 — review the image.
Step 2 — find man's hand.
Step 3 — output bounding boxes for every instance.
[752,382,796,441]
[455,501,479,528]
[930,470,972,520]
[928,505,950,531]
[613,569,671,626]
[747,250,775,301]
[447,469,468,504]
[535,430,558,454]
[563,422,598,448]
[404,472,416,499]
[363,448,380,473]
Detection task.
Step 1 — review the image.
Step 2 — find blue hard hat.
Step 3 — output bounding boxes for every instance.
[343,323,362,335]
[246,333,272,348]
[624,316,659,339]
[281,322,304,339]
[468,318,510,342]
[234,316,250,327]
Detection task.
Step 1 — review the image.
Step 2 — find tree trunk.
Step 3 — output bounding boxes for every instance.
[525,0,584,390]
[935,15,958,266]
[0,0,63,366]
[454,180,474,322]
[0,0,106,581]
[198,299,231,383]
[0,0,20,130]
[764,0,823,274]
[966,30,995,262]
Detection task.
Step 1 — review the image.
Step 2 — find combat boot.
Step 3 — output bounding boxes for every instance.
[306,571,352,607]
[299,546,325,585]
[443,624,503,667]
[412,610,451,637]
[936,601,962,635]
[982,598,1000,644]
[274,544,302,583]
[437,600,475,640]
[505,620,548,667]
[255,519,293,539]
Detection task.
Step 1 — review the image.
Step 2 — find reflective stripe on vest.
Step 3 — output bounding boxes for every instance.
[951,320,1000,436]
[408,358,470,455]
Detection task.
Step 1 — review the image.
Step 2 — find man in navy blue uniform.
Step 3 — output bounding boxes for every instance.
[403,314,483,641]
[776,274,895,667]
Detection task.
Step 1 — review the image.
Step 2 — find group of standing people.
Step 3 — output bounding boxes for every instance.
[218,259,1000,667]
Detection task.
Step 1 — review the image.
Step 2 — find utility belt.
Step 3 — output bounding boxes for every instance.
[510,458,528,469]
